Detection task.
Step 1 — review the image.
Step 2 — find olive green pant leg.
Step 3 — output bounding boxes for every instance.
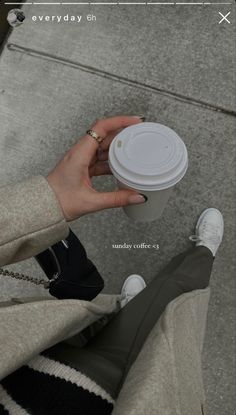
[45,246,213,399]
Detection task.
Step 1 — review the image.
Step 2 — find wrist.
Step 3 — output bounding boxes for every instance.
[46,175,72,222]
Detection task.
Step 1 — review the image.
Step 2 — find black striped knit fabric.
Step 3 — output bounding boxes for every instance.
[0,354,114,415]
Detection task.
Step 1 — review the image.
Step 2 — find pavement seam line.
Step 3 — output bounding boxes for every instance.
[6,42,236,118]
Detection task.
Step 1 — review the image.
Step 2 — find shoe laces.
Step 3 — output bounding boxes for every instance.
[189,222,220,244]
[122,292,134,301]
[120,292,134,308]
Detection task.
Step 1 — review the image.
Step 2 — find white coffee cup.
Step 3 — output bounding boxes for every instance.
[108,122,188,222]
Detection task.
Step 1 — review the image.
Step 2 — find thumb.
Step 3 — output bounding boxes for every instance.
[94,190,146,210]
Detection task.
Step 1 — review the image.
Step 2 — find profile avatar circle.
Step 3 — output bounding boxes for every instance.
[7,9,25,27]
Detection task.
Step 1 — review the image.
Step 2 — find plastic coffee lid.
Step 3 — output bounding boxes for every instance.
[108,122,188,191]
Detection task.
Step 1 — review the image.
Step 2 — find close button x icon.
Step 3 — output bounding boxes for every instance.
[219,12,231,24]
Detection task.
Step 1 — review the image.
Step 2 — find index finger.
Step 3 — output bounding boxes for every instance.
[91,115,144,137]
[79,114,144,163]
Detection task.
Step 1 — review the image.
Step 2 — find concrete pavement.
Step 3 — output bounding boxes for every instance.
[0,2,235,413]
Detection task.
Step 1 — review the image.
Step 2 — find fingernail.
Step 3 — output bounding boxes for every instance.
[139,193,148,202]
[128,193,147,205]
[133,115,146,122]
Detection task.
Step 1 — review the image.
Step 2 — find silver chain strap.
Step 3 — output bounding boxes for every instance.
[0,268,59,289]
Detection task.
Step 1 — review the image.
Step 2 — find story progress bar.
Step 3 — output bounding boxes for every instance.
[4,2,234,5]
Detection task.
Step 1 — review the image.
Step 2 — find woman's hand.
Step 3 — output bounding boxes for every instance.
[46,115,146,221]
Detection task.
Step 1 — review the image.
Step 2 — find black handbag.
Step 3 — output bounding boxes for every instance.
[35,228,104,300]
[0,228,104,301]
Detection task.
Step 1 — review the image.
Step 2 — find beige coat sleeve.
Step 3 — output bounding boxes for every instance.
[0,175,69,266]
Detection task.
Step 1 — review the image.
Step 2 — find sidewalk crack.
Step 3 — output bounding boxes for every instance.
[7,42,236,117]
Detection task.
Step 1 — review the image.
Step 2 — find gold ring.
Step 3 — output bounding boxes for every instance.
[86,129,104,144]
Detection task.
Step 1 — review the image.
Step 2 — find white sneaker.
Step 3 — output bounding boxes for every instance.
[189,208,224,257]
[120,274,146,308]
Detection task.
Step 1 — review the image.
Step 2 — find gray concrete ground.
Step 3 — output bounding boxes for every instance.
[0,2,235,414]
